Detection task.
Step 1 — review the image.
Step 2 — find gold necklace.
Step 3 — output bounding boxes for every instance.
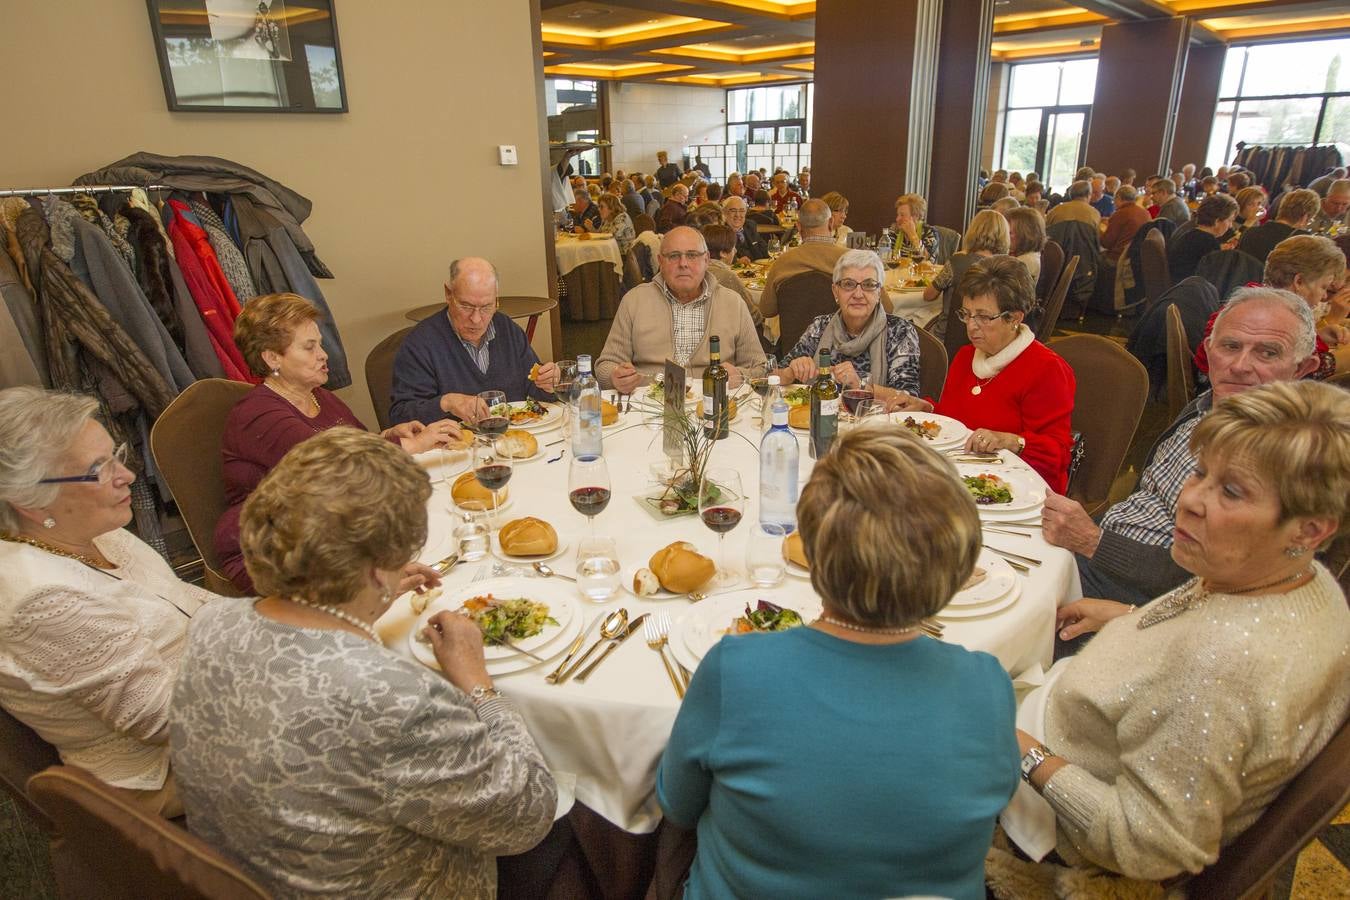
[1136,567,1313,630]
[266,378,319,415]
[0,531,114,570]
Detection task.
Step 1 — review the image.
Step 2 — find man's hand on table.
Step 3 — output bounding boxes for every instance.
[442,392,489,425]
[1042,492,1103,557]
[611,363,643,394]
[533,362,560,394]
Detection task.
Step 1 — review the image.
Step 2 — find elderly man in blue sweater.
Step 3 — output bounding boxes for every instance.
[389,257,559,425]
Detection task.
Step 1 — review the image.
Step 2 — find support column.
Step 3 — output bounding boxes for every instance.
[1171,43,1226,172]
[1085,17,1191,178]
[812,0,938,235]
[927,0,996,231]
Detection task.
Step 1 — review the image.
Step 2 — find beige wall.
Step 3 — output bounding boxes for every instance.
[0,1,551,427]
[608,82,726,177]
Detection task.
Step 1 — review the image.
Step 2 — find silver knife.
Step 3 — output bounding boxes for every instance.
[576,613,650,682]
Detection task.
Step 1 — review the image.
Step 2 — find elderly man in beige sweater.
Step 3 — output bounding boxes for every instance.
[597,226,765,392]
[759,199,892,319]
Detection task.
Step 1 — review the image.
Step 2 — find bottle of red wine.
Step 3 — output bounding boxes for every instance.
[702,335,729,440]
[809,348,839,458]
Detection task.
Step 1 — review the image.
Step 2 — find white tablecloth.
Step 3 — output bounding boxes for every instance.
[379,406,1078,834]
[555,233,623,277]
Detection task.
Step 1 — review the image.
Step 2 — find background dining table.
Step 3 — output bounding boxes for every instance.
[555,232,623,322]
[378,395,1079,870]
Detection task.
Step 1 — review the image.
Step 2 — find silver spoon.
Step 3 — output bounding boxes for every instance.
[533,561,576,582]
[556,608,628,683]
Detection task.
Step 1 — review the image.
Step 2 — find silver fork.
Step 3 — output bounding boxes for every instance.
[645,613,684,698]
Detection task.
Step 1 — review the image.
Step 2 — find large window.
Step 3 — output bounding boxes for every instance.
[545,78,601,175]
[721,82,813,176]
[1206,38,1350,170]
[998,58,1098,191]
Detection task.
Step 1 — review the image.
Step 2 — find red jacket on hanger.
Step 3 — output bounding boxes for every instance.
[166,199,253,382]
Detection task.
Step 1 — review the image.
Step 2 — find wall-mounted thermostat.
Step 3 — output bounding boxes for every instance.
[498,145,518,166]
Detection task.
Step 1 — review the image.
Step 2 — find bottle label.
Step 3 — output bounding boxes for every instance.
[818,398,839,418]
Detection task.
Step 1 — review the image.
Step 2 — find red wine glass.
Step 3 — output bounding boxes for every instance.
[568,455,611,537]
[698,467,744,589]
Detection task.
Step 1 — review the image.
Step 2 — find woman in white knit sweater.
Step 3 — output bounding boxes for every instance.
[1001,380,1350,886]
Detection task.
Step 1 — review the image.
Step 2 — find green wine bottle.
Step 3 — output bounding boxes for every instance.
[703,335,729,440]
[809,348,838,458]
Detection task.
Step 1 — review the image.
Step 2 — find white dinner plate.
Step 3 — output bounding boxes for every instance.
[784,558,810,579]
[496,402,562,432]
[957,465,1046,515]
[490,529,570,564]
[888,412,969,448]
[621,564,689,600]
[935,578,1022,620]
[669,590,821,671]
[946,553,1018,608]
[408,577,580,668]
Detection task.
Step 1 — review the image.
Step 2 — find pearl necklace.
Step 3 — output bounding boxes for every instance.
[0,531,114,569]
[266,379,320,416]
[286,596,382,643]
[816,615,917,635]
[1136,567,1314,630]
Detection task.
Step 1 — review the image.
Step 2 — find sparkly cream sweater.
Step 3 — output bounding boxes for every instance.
[1042,564,1349,881]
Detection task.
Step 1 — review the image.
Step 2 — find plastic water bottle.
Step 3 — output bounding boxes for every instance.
[570,355,603,459]
[759,394,799,534]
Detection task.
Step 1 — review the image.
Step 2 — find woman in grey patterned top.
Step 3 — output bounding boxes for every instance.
[170,428,556,899]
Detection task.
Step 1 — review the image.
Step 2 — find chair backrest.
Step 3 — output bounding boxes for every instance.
[1050,334,1149,515]
[1188,716,1350,900]
[633,242,656,281]
[1036,239,1064,304]
[1036,255,1079,343]
[931,225,961,265]
[621,248,644,293]
[1165,304,1196,423]
[0,706,59,832]
[1141,229,1171,305]
[774,271,836,356]
[1045,220,1100,317]
[1194,248,1265,302]
[916,326,948,400]
[28,766,271,900]
[149,378,253,597]
[365,326,414,431]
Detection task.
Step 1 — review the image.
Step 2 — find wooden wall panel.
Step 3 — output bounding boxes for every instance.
[928,0,994,231]
[1085,18,1190,179]
[1172,43,1226,173]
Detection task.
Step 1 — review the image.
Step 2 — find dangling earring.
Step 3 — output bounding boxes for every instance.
[1284,544,1308,558]
[270,368,280,378]
[42,517,56,529]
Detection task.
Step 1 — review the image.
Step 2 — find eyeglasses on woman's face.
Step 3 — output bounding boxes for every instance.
[834,278,881,294]
[39,442,130,485]
[956,308,1012,326]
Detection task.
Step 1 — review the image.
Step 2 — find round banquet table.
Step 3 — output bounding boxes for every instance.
[377,399,1080,843]
[556,233,623,321]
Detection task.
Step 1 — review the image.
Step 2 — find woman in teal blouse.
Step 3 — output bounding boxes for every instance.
[656,428,1020,900]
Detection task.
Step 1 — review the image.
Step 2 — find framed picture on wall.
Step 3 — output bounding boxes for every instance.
[146,0,348,113]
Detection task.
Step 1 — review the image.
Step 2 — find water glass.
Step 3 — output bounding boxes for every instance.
[453,501,490,561]
[746,522,787,588]
[575,536,621,602]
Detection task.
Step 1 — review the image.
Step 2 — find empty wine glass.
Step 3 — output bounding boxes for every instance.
[853,399,886,426]
[568,455,611,537]
[555,359,577,434]
[472,436,513,525]
[698,467,744,589]
[745,356,776,424]
[477,390,508,438]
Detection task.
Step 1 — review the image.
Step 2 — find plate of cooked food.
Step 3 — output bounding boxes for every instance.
[487,399,561,432]
[449,471,513,513]
[638,379,698,409]
[889,412,969,448]
[957,467,1045,514]
[668,591,821,671]
[408,577,581,672]
[490,516,568,563]
[626,541,717,599]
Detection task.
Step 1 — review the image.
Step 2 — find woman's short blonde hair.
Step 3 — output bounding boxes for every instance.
[820,191,849,213]
[1005,207,1046,255]
[1189,380,1350,545]
[1264,235,1347,290]
[234,293,323,377]
[0,388,100,532]
[1276,189,1320,224]
[1234,186,1266,214]
[895,193,928,221]
[241,428,432,607]
[962,209,1011,255]
[797,428,981,627]
[597,192,621,214]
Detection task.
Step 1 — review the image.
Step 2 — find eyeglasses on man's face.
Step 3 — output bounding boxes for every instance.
[660,250,708,263]
[452,299,499,319]
[956,309,1013,325]
[40,442,129,485]
[835,279,881,294]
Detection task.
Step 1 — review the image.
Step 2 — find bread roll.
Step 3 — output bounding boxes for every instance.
[632,567,661,596]
[451,471,508,509]
[788,405,811,429]
[696,397,738,419]
[498,516,558,557]
[496,429,538,459]
[448,429,474,450]
[782,531,808,569]
[601,400,619,425]
[648,541,715,594]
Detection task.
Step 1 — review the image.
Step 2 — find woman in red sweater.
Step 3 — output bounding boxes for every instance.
[899,256,1075,491]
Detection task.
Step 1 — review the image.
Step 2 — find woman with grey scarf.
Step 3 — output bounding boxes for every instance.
[775,249,921,401]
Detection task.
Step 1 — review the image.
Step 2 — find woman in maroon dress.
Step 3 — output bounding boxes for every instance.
[214,293,461,592]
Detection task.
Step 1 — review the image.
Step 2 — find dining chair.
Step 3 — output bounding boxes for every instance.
[364,326,414,431]
[1035,255,1079,343]
[774,271,835,357]
[0,705,58,833]
[915,325,948,401]
[621,248,644,292]
[1140,228,1171,304]
[1049,334,1148,517]
[931,225,961,265]
[1186,716,1350,900]
[1035,240,1064,307]
[148,378,253,598]
[27,765,271,900]
[1164,304,1196,424]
